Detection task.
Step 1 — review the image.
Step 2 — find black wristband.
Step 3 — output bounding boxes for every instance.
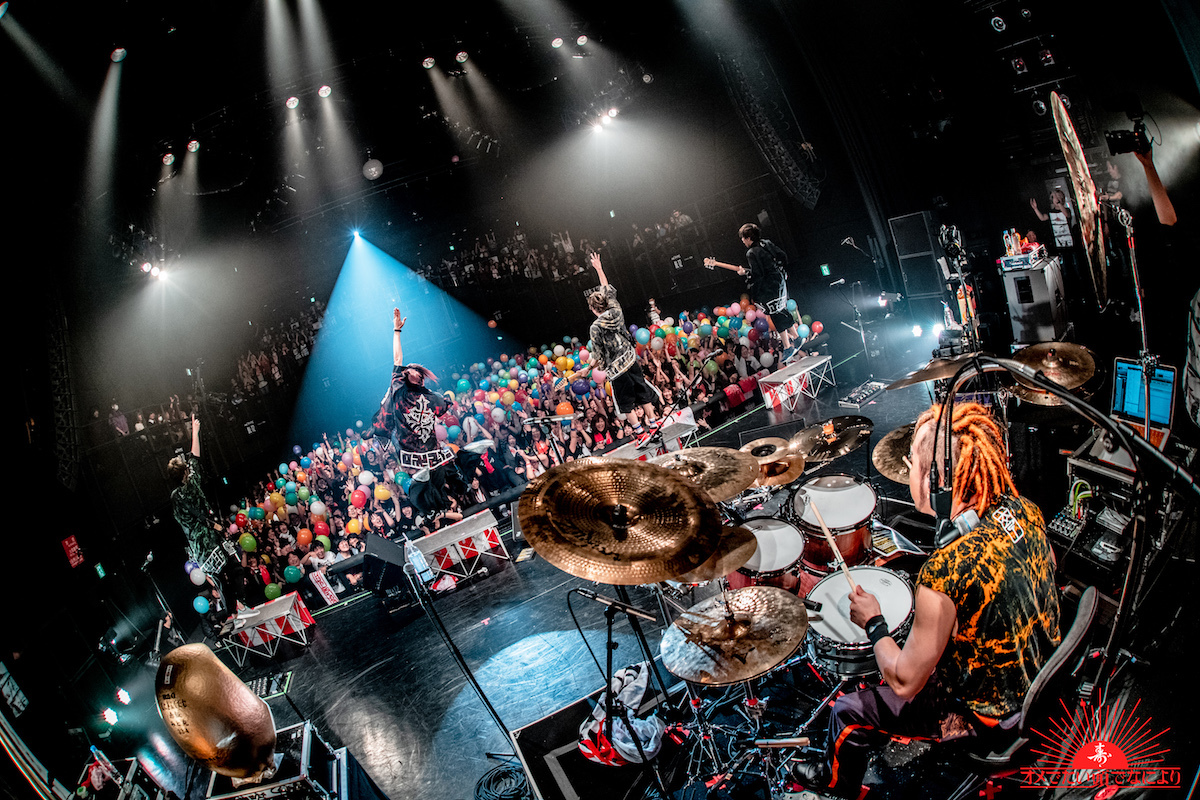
[865,615,890,645]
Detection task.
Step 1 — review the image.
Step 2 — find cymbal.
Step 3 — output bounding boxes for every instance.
[886,353,985,390]
[789,416,874,463]
[1011,342,1096,392]
[754,455,806,487]
[1052,91,1107,308]
[517,458,723,585]
[740,437,791,466]
[650,447,760,503]
[660,586,809,685]
[872,423,916,484]
[674,526,758,583]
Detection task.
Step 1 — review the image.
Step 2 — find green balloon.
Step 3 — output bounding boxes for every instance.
[264,582,282,600]
[704,360,720,376]
[239,533,257,552]
[315,534,332,551]
[801,314,812,325]
[284,565,303,583]
[297,486,311,501]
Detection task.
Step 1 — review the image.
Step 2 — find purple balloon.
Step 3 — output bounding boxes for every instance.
[754,318,770,333]
[629,324,639,335]
[682,321,694,334]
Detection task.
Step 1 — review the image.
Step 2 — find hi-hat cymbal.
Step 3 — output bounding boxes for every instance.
[1011,342,1096,393]
[789,416,874,463]
[1052,91,1107,308]
[886,353,985,390]
[517,458,722,585]
[740,437,791,466]
[673,526,758,583]
[660,586,809,685]
[650,447,760,503]
[754,455,806,487]
[872,423,916,484]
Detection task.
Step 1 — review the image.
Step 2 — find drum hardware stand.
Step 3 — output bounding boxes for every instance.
[522,414,571,467]
[636,366,707,451]
[1116,206,1157,442]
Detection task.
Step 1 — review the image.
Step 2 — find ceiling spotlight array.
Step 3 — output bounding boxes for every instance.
[285,96,300,109]
[186,139,200,152]
[576,35,588,46]
[111,48,128,63]
[422,56,436,69]
[455,51,469,63]
[551,37,564,49]
[162,152,175,166]
[317,85,332,98]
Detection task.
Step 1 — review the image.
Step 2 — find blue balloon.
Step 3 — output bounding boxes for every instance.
[699,323,713,337]
[678,337,689,351]
[285,481,297,493]
[563,335,572,344]
[193,596,210,614]
[797,324,811,339]
[475,413,486,423]
[275,478,286,489]
[313,442,322,452]
[279,462,289,475]
[531,388,540,399]
[300,456,312,469]
[629,324,639,335]
[447,425,462,441]
[730,318,743,331]
[512,402,523,412]
[509,359,517,367]
[787,298,798,311]
[480,379,491,391]
[184,560,200,574]
[292,444,302,455]
[754,318,770,333]
[635,328,651,345]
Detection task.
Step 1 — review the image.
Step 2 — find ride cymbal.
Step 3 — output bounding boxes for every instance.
[517,458,722,585]
[650,447,760,503]
[872,423,916,484]
[740,437,791,466]
[789,416,874,463]
[673,526,758,583]
[660,586,809,685]
[1011,342,1096,393]
[886,353,985,390]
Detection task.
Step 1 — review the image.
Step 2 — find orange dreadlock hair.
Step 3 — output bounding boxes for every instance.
[916,401,1016,515]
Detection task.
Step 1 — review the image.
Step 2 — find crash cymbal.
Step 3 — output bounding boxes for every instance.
[650,447,760,503]
[754,455,806,487]
[886,353,985,390]
[674,526,758,583]
[740,437,791,466]
[1011,343,1096,392]
[517,458,723,585]
[660,586,809,685]
[872,423,916,484]
[789,416,874,463]
[1052,91,1107,308]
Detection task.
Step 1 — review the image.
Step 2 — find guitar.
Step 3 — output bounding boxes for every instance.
[703,257,745,275]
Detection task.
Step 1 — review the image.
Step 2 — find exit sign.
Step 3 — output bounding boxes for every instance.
[820,264,830,276]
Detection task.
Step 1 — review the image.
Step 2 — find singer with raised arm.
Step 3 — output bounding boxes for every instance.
[790,402,1060,798]
[737,223,798,357]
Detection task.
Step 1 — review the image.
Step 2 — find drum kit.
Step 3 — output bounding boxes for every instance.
[516,412,921,794]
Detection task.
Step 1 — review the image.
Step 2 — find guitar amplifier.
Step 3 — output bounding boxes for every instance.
[207,722,338,800]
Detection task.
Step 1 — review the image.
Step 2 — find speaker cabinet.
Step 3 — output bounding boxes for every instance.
[888,211,946,299]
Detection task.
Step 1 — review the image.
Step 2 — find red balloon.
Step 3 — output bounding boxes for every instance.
[747,328,760,342]
[351,489,367,508]
[812,321,824,335]
[474,389,486,401]
[235,512,248,528]
[313,521,330,538]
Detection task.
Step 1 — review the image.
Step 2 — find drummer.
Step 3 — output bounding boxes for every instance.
[791,402,1061,797]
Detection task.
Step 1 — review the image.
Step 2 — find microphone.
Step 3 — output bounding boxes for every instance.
[141,551,155,571]
[829,277,846,287]
[576,588,658,621]
[840,237,854,247]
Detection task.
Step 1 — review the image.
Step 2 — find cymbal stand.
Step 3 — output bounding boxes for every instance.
[1117,207,1157,441]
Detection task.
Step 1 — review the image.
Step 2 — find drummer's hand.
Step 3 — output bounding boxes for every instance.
[849,585,882,628]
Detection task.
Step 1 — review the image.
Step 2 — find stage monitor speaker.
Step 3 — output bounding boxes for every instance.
[362,536,408,594]
[888,211,946,299]
[1002,260,1068,344]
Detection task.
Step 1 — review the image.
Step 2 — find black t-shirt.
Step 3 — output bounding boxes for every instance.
[371,366,449,452]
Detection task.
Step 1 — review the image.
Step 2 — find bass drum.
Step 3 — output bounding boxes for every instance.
[791,474,877,572]
[724,517,804,595]
[806,566,914,678]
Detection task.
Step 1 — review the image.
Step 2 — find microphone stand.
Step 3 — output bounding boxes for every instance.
[834,283,873,379]
[635,364,708,451]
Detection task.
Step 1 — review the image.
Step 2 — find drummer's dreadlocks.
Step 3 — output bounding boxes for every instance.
[917,401,1016,515]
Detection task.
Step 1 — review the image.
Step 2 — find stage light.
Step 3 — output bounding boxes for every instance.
[642,73,653,84]
[150,265,161,277]
[187,139,200,152]
[422,57,435,69]
[141,262,152,273]
[551,37,563,49]
[932,323,945,338]
[1011,57,1027,75]
[110,48,127,63]
[157,270,168,281]
[352,230,360,238]
[1059,94,1071,109]
[455,51,468,63]
[592,123,604,133]
[162,152,175,166]
[102,708,118,726]
[877,295,888,307]
[912,324,923,337]
[318,85,332,98]
[285,96,299,109]
[0,3,9,21]
[1032,99,1047,116]
[990,16,1006,32]
[116,689,131,705]
[600,114,612,125]
[576,35,588,46]
[1039,48,1055,67]
[607,108,618,118]
[362,158,383,180]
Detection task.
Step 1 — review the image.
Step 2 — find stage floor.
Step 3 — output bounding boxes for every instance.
[178,353,1198,800]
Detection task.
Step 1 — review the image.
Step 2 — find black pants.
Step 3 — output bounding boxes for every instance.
[824,684,943,793]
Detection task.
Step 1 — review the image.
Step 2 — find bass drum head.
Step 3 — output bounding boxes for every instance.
[808,566,913,646]
[793,474,878,532]
[741,518,805,575]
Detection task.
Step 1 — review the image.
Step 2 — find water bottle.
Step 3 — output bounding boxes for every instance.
[405,540,434,584]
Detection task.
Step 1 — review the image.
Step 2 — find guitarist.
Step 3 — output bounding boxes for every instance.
[738,223,798,358]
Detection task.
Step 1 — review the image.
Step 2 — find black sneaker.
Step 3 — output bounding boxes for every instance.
[790,758,861,798]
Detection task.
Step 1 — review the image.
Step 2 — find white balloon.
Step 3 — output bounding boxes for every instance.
[189,569,208,586]
[553,344,565,357]
[310,501,327,516]
[760,352,775,368]
[358,470,375,486]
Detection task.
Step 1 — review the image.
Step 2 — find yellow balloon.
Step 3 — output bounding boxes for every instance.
[351,466,361,476]
[374,485,391,501]
[270,492,285,508]
[346,519,360,534]
[488,391,500,403]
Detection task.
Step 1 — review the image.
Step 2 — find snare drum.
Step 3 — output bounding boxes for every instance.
[806,566,914,677]
[792,474,877,572]
[724,517,805,594]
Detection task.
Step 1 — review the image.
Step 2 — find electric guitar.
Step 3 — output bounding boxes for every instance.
[703,257,744,274]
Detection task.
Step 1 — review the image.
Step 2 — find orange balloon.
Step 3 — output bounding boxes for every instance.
[338,462,348,472]
[555,401,575,416]
[295,471,306,483]
[538,354,548,364]
[296,529,313,546]
[488,320,497,328]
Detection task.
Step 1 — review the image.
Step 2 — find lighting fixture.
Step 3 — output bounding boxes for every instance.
[932,323,945,338]
[162,152,175,166]
[285,96,299,109]
[455,51,468,63]
[1059,94,1071,109]
[0,4,9,21]
[116,689,131,705]
[607,108,618,117]
[1039,48,1055,67]
[317,85,332,98]
[187,139,200,152]
[150,265,161,277]
[551,37,563,49]
[422,56,436,69]
[141,262,152,273]
[911,325,923,337]
[642,73,653,84]
[1032,99,1047,116]
[111,48,127,63]
[990,16,1006,32]
[102,708,118,726]
[1011,57,1027,75]
[576,35,588,46]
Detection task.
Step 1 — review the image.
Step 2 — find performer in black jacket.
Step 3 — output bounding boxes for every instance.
[737,222,798,356]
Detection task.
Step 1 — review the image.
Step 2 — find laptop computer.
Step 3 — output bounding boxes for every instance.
[1110,356,1176,450]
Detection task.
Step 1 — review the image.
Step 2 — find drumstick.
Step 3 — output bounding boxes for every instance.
[808,500,858,592]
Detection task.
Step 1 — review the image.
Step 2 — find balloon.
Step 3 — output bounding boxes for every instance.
[285,493,298,507]
[283,481,295,494]
[654,327,667,339]
[289,461,298,471]
[341,452,353,466]
[374,485,392,501]
[699,323,713,337]
[313,521,330,538]
[239,533,257,552]
[579,349,590,363]
[729,302,741,316]
[292,445,302,455]
[184,560,200,574]
[296,528,313,546]
[554,344,565,357]
[262,499,276,514]
[279,462,290,475]
[812,321,824,335]
[747,328,760,342]
[189,568,208,587]
[300,456,312,469]
[635,328,651,344]
[739,336,750,346]
[311,500,327,516]
[264,583,282,601]
[717,326,730,340]
[704,360,720,376]
[760,352,775,368]
[745,309,757,322]
[556,401,575,416]
[457,378,472,393]
[650,337,664,351]
[447,425,461,442]
[730,318,742,331]
[801,314,812,325]
[570,379,589,395]
[498,369,509,381]
[755,318,770,333]
[677,336,689,351]
[508,379,518,390]
[357,470,374,486]
[488,391,500,403]
[662,317,674,328]
[682,321,694,334]
[284,566,303,584]
[488,319,497,328]
[787,299,798,311]
[275,479,285,489]
[797,324,811,339]
[251,506,267,521]
[538,354,548,364]
[351,489,367,508]
[315,535,331,551]
[502,391,515,405]
[398,473,412,490]
[338,462,348,473]
[491,407,507,423]
[346,519,361,534]
[480,379,491,391]
[193,596,210,614]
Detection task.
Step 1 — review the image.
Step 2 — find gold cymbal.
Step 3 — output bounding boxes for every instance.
[754,455,806,487]
[872,423,916,484]
[674,526,758,583]
[650,447,760,503]
[740,437,791,466]
[1052,92,1107,308]
[1011,342,1096,392]
[660,586,809,685]
[789,416,874,463]
[517,458,722,585]
[886,353,985,390]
